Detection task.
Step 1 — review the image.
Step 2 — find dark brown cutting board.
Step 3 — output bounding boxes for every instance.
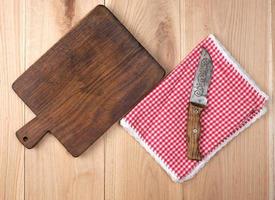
[12,5,165,157]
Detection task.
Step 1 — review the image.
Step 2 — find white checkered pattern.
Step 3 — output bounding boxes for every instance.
[120,34,268,182]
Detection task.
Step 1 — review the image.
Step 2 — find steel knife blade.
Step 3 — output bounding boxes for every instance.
[187,48,213,161]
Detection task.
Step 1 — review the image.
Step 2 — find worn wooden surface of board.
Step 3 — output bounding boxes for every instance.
[13,5,165,157]
[0,0,273,200]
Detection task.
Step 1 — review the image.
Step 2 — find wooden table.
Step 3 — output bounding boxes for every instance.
[0,0,274,199]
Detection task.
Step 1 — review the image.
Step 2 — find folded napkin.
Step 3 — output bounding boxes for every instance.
[120,34,268,182]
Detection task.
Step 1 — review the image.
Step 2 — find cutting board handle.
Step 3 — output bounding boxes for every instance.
[16,115,51,148]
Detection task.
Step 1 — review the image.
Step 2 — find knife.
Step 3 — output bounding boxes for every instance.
[187,48,213,161]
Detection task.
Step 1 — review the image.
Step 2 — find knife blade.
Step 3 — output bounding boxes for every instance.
[187,48,213,161]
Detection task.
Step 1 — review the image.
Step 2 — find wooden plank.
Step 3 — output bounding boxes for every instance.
[180,0,269,199]
[104,1,183,200]
[24,1,104,200]
[105,0,181,71]
[0,0,25,199]
[1,0,271,199]
[270,0,274,199]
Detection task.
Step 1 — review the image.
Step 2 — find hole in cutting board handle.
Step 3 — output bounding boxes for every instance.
[23,136,28,142]
[22,131,51,142]
[15,112,53,148]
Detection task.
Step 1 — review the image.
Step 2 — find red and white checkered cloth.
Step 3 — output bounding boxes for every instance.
[120,34,268,182]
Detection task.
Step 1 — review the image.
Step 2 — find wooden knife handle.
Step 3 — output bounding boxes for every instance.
[187,103,204,160]
[16,114,51,149]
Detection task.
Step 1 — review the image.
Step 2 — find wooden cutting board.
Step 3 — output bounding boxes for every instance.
[12,5,165,157]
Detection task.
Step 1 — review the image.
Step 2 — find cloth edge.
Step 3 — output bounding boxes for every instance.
[120,106,267,183]
[120,118,181,182]
[182,106,268,181]
[120,34,269,183]
[181,34,270,181]
[209,34,269,100]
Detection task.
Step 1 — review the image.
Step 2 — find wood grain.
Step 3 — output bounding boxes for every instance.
[181,0,270,200]
[104,1,183,200]
[13,5,165,157]
[0,0,25,199]
[0,0,273,200]
[270,0,274,199]
[187,103,204,161]
[24,1,105,200]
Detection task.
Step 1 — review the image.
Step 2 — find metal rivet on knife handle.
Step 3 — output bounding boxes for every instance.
[187,103,203,160]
